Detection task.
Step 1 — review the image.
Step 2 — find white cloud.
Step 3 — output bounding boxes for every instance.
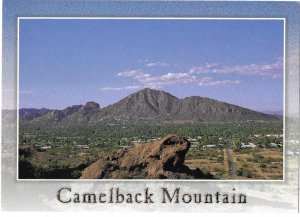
[117,69,240,89]
[104,59,282,91]
[189,59,283,79]
[198,78,240,87]
[145,62,175,67]
[117,70,150,79]
[101,85,141,91]
[206,63,219,68]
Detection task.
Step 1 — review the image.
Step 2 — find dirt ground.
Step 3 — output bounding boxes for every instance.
[185,148,283,180]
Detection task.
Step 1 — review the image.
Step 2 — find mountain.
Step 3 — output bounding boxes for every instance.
[23,102,100,123]
[261,110,283,116]
[100,88,178,119]
[20,88,280,125]
[19,108,51,121]
[169,96,276,123]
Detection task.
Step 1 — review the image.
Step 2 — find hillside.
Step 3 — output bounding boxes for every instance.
[20,88,279,125]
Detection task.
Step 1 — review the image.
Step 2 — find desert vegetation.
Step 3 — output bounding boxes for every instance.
[19,121,283,179]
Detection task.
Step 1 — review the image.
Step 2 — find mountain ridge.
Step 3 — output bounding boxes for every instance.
[20,88,280,124]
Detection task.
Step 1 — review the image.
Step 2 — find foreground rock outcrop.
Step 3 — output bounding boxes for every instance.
[80,134,213,179]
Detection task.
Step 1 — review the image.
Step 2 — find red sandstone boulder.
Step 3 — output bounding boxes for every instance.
[80,134,213,179]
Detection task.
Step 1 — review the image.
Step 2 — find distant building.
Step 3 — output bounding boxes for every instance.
[269,143,279,148]
[75,144,89,149]
[118,145,132,150]
[132,139,146,145]
[241,143,257,149]
[148,138,160,142]
[203,144,217,148]
[188,138,197,142]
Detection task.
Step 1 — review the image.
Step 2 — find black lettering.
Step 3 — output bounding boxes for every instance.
[194,194,202,203]
[182,194,192,203]
[116,188,124,203]
[215,192,220,203]
[239,194,247,203]
[144,188,154,203]
[126,194,133,203]
[162,188,180,203]
[99,193,106,203]
[223,194,229,203]
[73,193,80,203]
[204,194,212,203]
[135,193,142,203]
[57,187,71,203]
[109,188,113,203]
[83,193,96,203]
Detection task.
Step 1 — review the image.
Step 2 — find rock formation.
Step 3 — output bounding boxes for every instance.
[19,144,37,158]
[80,134,213,179]
[84,101,100,111]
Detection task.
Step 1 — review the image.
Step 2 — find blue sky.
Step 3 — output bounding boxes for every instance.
[19,19,284,111]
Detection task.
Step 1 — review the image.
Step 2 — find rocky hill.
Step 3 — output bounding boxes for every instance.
[100,88,178,118]
[80,134,213,179]
[19,108,50,121]
[20,88,279,125]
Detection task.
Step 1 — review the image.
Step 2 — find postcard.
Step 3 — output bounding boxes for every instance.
[1,0,299,213]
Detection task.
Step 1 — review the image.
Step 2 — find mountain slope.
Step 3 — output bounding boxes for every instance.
[100,88,179,119]
[19,108,51,121]
[20,88,280,124]
[169,96,276,123]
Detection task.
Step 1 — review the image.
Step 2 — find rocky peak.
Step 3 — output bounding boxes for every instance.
[137,88,178,99]
[63,105,83,114]
[84,101,100,110]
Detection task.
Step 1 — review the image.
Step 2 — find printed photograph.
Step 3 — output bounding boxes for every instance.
[18,19,284,180]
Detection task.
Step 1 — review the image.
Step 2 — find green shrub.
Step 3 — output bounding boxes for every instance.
[217,156,224,163]
[71,170,82,178]
[215,171,225,178]
[260,163,267,169]
[237,168,254,178]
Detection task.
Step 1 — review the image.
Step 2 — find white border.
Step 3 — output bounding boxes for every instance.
[17,17,286,182]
